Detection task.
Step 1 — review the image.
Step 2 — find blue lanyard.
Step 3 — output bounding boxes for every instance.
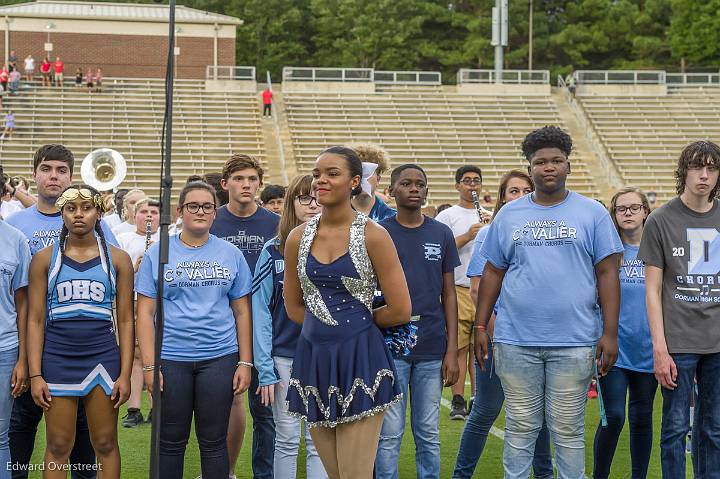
[594,357,608,427]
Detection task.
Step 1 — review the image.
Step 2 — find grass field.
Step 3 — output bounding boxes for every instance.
[26,384,693,478]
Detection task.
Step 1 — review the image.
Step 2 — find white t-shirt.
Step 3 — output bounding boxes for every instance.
[116,230,160,265]
[112,221,136,236]
[0,201,22,220]
[103,212,122,230]
[436,204,484,287]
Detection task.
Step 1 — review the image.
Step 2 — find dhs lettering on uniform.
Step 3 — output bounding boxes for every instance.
[56,280,106,302]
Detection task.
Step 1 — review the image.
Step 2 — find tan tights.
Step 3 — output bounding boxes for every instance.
[309,412,385,479]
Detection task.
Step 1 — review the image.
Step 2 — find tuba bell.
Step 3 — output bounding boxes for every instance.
[81,148,127,191]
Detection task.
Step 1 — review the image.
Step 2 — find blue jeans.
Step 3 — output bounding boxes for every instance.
[453,344,553,479]
[593,366,657,479]
[375,358,442,479]
[159,353,236,479]
[494,343,594,479]
[271,356,325,479]
[0,348,17,479]
[249,365,275,479]
[661,352,720,479]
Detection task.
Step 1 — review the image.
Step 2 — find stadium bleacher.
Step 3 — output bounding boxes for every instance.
[0,78,265,198]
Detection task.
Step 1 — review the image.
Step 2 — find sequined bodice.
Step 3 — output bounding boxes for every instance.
[298,213,377,327]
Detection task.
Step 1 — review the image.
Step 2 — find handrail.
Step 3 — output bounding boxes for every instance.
[373,70,441,85]
[558,83,624,189]
[205,66,256,81]
[266,71,288,185]
[573,70,666,85]
[282,67,373,82]
[457,69,550,84]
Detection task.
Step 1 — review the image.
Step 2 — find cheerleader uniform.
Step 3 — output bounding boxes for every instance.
[43,238,119,396]
[287,213,402,427]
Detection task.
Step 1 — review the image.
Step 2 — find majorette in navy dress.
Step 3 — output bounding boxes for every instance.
[286,213,402,428]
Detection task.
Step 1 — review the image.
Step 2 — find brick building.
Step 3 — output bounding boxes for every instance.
[0,1,242,79]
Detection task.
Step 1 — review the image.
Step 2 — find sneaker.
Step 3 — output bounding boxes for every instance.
[122,408,144,428]
[146,409,152,423]
[588,380,598,399]
[450,394,467,420]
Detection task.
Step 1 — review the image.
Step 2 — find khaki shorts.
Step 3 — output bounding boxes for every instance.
[456,286,476,350]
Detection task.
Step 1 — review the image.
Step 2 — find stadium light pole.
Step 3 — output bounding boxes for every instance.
[528,0,533,71]
[150,0,175,478]
[492,0,508,84]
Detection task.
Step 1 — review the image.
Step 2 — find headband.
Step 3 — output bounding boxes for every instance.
[55,188,105,212]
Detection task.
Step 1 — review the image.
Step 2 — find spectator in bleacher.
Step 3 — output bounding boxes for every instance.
[8,51,17,72]
[262,87,273,117]
[53,57,64,88]
[40,58,51,87]
[1,111,15,141]
[111,189,147,236]
[0,66,9,92]
[259,184,286,215]
[202,172,229,207]
[9,69,20,94]
[94,69,103,93]
[85,68,94,92]
[210,154,279,479]
[435,165,490,421]
[74,68,82,88]
[566,72,577,98]
[347,142,397,221]
[23,55,34,82]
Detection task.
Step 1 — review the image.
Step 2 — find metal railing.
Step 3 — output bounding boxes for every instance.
[373,70,441,85]
[557,75,624,190]
[265,71,288,185]
[457,69,549,84]
[667,73,720,87]
[574,70,666,85]
[206,65,256,81]
[282,67,373,82]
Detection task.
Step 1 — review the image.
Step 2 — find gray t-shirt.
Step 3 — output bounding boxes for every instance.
[638,197,720,354]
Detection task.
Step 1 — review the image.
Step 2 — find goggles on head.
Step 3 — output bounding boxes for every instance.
[55,188,105,212]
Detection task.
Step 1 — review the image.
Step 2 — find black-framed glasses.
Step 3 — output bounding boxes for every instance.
[183,202,216,214]
[460,178,482,186]
[615,204,643,214]
[296,195,319,206]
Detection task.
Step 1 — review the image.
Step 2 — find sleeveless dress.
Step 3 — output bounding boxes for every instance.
[43,237,120,396]
[286,213,402,428]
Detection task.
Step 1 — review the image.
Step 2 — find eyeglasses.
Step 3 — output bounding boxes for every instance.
[183,202,216,214]
[296,195,319,206]
[615,204,644,214]
[460,178,482,186]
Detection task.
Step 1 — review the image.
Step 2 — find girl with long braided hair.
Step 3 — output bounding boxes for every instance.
[26,184,133,478]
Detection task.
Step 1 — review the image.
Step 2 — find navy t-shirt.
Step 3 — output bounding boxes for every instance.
[380,216,460,360]
[210,205,280,271]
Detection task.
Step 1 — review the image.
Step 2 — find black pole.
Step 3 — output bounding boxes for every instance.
[150,1,175,478]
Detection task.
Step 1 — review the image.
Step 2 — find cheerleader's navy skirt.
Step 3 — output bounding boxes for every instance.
[42,319,120,397]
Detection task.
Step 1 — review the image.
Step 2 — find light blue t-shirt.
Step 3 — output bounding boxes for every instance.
[480,191,623,346]
[615,244,653,373]
[135,234,252,361]
[467,226,490,277]
[6,205,118,256]
[0,221,31,351]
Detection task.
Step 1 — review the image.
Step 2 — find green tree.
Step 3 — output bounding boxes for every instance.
[670,0,720,68]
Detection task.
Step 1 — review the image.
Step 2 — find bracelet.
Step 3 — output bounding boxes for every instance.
[29,374,42,380]
[142,365,155,372]
[473,325,487,331]
[237,361,253,369]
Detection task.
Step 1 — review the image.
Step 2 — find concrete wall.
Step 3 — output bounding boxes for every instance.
[282,81,375,93]
[576,84,667,97]
[205,79,257,92]
[456,83,551,96]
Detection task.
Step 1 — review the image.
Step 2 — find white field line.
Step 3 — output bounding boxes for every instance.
[440,397,505,440]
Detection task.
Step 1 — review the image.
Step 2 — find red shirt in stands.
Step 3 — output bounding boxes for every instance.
[0,70,7,82]
[41,61,50,73]
[54,61,64,73]
[262,89,273,105]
